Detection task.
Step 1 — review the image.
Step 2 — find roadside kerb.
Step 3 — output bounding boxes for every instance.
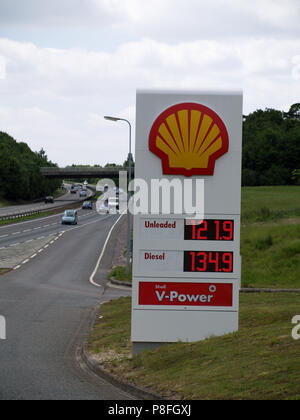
[81,348,162,400]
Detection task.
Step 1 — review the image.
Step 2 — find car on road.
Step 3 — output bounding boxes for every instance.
[108,197,119,213]
[61,210,78,225]
[98,202,109,213]
[80,190,87,197]
[45,196,54,203]
[82,201,93,210]
[70,188,77,194]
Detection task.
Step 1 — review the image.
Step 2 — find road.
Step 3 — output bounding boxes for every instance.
[0,184,93,217]
[0,189,127,251]
[0,207,101,250]
[0,210,134,400]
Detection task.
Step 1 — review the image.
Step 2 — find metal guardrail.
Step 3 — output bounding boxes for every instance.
[0,208,60,222]
[0,186,96,222]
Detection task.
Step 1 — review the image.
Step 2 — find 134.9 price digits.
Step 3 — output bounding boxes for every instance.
[184,251,233,273]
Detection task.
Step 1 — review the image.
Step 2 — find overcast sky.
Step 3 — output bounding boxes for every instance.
[0,0,299,166]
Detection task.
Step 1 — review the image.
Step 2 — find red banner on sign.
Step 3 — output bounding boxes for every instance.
[139,282,233,307]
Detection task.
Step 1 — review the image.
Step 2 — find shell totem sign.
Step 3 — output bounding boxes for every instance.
[149,103,229,177]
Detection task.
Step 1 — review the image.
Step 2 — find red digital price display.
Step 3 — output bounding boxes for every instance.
[185,219,234,241]
[184,251,233,273]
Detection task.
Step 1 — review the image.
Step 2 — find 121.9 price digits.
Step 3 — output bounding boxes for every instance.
[184,251,233,273]
[185,219,234,241]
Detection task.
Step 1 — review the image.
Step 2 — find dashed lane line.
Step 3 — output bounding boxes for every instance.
[1,211,97,237]
[13,234,62,270]
[11,213,113,271]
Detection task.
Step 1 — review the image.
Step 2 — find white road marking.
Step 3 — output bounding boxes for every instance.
[1,209,97,238]
[9,213,113,272]
[89,213,125,288]
[0,210,65,230]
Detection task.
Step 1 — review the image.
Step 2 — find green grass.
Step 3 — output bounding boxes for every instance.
[241,221,300,288]
[109,265,132,284]
[88,294,300,400]
[89,297,132,355]
[0,198,12,208]
[241,186,300,223]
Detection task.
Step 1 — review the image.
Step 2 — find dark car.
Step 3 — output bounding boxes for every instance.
[45,196,54,203]
[82,201,93,210]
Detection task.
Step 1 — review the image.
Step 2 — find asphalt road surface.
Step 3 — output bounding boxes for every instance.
[0,206,103,250]
[0,184,93,217]
[0,212,133,400]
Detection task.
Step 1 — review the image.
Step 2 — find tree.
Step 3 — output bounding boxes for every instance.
[242,106,300,186]
[284,103,300,120]
[0,131,60,201]
[292,169,300,185]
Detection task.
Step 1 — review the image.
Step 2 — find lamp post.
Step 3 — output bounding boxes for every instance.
[104,116,132,276]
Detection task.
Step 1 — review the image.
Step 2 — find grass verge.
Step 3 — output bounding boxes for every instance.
[88,293,300,400]
[109,265,132,284]
[241,186,300,223]
[241,219,300,288]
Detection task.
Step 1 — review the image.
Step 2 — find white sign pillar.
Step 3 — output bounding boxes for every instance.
[131,90,243,354]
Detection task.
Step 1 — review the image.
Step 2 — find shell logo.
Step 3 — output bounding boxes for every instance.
[149,103,229,177]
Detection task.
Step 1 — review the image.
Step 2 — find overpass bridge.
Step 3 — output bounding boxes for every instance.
[41,167,134,179]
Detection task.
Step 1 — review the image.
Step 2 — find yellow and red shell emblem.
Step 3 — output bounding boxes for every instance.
[149,103,229,176]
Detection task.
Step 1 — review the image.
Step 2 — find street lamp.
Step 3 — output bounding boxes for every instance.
[104,116,132,276]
